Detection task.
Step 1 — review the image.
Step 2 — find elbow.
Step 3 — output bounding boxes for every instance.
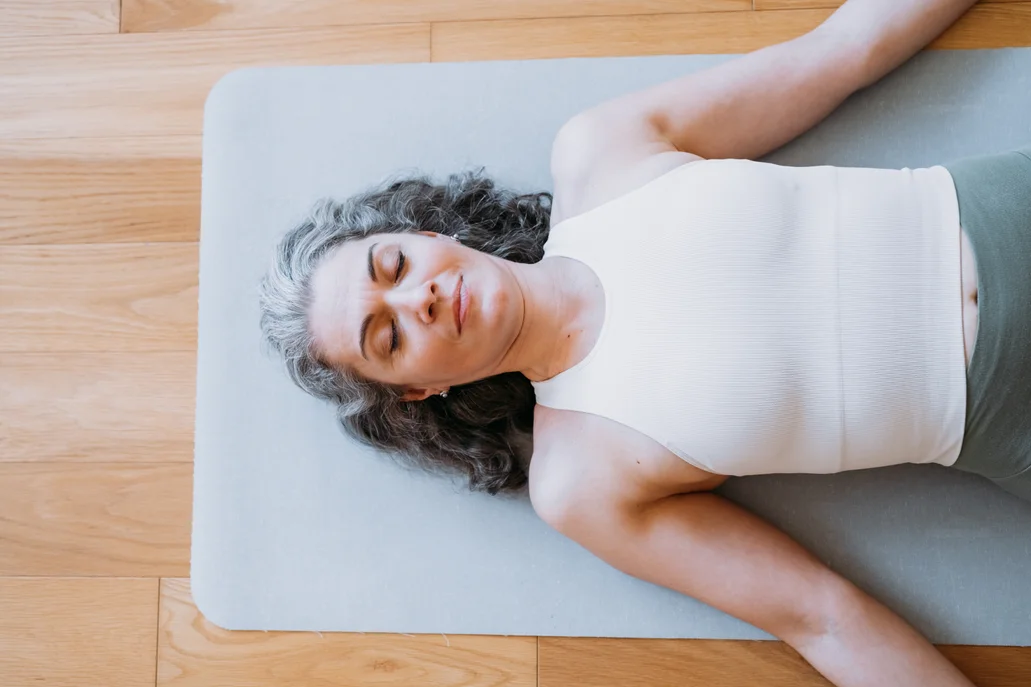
[784,576,867,651]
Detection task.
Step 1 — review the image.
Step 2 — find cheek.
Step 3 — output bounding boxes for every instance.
[404,331,452,373]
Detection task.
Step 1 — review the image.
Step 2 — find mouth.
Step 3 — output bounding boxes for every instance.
[452,275,467,335]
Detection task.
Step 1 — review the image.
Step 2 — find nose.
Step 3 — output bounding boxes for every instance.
[387,279,438,325]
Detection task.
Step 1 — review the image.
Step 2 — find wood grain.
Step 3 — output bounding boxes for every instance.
[0,352,194,463]
[0,577,158,687]
[755,0,1020,10]
[123,0,749,33]
[0,463,191,576]
[539,638,1031,687]
[432,9,834,62]
[927,4,1031,49]
[0,242,198,352]
[0,136,200,244]
[0,1,119,36]
[2,3,1031,687]
[431,4,1031,62]
[541,638,830,686]
[938,645,1031,687]
[157,578,537,687]
[0,25,430,140]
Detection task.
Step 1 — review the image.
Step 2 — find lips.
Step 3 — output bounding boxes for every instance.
[452,275,464,335]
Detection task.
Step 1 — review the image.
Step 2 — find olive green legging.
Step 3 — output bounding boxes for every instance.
[944,146,1031,502]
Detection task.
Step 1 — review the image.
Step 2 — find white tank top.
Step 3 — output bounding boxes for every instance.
[531,158,967,475]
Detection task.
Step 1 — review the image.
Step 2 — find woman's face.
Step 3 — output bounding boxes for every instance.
[309,232,524,398]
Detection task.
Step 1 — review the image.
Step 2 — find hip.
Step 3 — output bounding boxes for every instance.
[944,146,1031,500]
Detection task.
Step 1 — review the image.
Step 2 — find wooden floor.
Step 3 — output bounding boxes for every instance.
[2,1,1031,685]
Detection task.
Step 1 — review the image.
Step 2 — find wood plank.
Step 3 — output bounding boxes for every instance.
[0,136,200,244]
[756,0,1020,10]
[540,637,1031,687]
[0,577,158,687]
[0,463,191,576]
[0,24,429,140]
[0,352,194,462]
[157,578,537,687]
[432,4,1031,62]
[0,242,197,352]
[0,1,119,36]
[433,9,833,62]
[122,0,748,33]
[927,3,1031,49]
[938,645,1031,687]
[541,638,828,686]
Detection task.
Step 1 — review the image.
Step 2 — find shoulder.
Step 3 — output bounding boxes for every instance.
[527,405,728,530]
[549,113,704,226]
[526,406,634,531]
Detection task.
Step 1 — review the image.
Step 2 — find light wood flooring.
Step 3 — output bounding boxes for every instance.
[2,1,1030,685]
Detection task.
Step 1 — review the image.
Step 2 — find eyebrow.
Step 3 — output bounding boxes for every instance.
[367,242,377,282]
[358,243,379,361]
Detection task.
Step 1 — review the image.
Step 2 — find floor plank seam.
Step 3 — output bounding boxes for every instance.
[154,578,161,687]
[536,636,540,687]
[117,7,759,37]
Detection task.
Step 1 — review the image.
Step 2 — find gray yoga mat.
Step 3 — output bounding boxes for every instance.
[194,48,1031,645]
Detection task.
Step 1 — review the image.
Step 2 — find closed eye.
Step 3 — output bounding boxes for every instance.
[390,319,399,353]
[394,251,406,283]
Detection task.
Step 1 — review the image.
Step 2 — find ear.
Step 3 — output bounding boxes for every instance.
[400,387,446,402]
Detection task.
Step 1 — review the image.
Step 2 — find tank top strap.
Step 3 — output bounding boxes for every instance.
[541,215,587,261]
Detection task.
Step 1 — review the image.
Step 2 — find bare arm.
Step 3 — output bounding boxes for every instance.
[531,475,975,687]
[560,0,978,163]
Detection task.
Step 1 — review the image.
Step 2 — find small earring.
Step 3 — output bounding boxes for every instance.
[439,390,449,398]
[450,234,460,242]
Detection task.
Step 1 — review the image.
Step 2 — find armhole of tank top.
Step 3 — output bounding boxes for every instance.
[542,212,580,260]
[546,157,703,248]
[662,441,715,474]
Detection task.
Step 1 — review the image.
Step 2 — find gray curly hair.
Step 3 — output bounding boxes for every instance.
[259,167,553,495]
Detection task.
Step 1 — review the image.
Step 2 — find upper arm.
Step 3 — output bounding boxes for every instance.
[527,408,848,645]
[531,462,853,646]
[562,27,866,163]
[549,114,701,223]
[550,111,681,185]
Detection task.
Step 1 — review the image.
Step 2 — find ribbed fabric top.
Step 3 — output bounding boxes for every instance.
[531,159,967,475]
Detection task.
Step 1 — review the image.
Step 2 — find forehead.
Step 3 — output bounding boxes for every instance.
[308,233,432,367]
[308,237,373,368]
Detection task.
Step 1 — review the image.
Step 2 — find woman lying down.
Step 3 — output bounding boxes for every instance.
[260,0,1030,684]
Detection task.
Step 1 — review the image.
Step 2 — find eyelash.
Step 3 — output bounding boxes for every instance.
[390,251,406,354]
[394,252,406,283]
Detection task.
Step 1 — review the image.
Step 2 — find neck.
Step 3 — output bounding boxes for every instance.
[497,257,592,382]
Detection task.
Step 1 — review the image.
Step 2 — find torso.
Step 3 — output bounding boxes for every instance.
[533,152,980,497]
